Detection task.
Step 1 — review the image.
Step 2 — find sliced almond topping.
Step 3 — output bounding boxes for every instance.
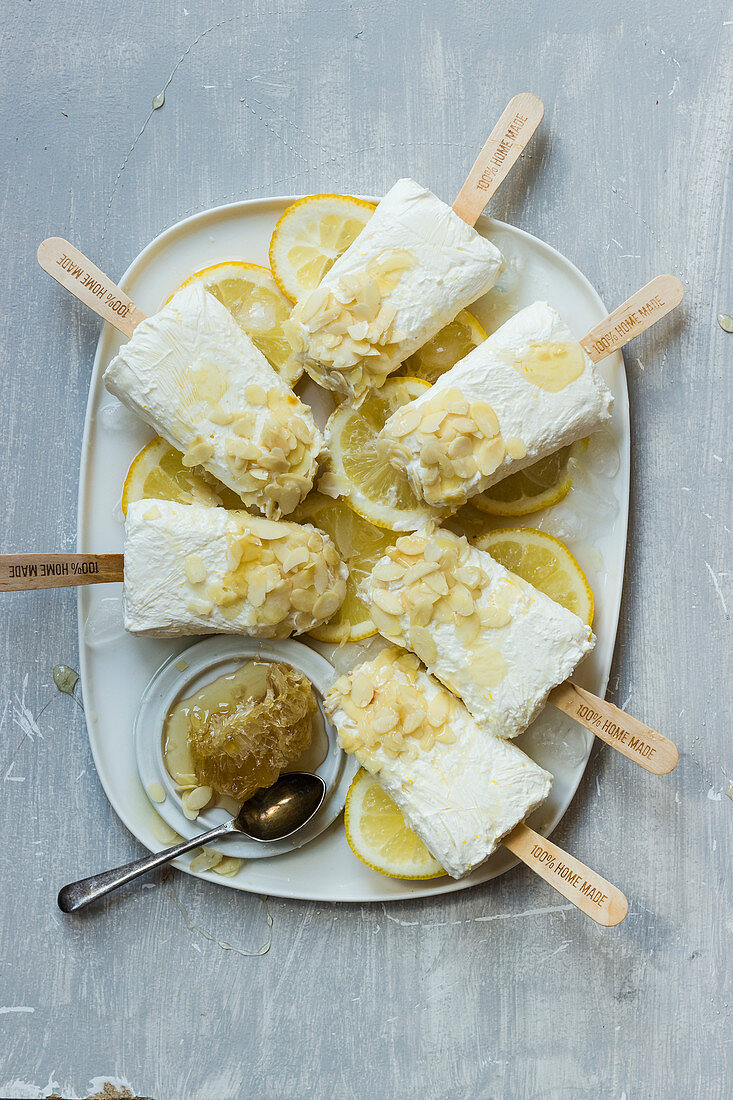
[209,408,236,426]
[323,544,341,571]
[475,437,505,477]
[452,455,478,481]
[373,300,398,335]
[410,626,438,665]
[350,672,375,709]
[255,519,290,540]
[252,470,273,486]
[247,574,268,607]
[373,559,405,583]
[389,405,422,437]
[424,572,449,596]
[182,439,215,466]
[470,401,501,439]
[399,710,421,735]
[291,587,316,613]
[187,596,214,617]
[450,415,480,435]
[314,559,330,594]
[313,590,343,621]
[347,321,369,341]
[395,535,427,556]
[186,785,213,811]
[426,693,450,728]
[403,560,438,585]
[282,318,305,352]
[419,728,436,752]
[279,484,304,515]
[245,384,267,405]
[420,409,448,435]
[260,450,289,474]
[448,584,474,616]
[448,436,472,459]
[281,546,310,572]
[372,707,399,734]
[231,439,263,461]
[297,285,331,324]
[478,601,513,629]
[318,472,346,498]
[456,564,483,588]
[437,474,462,500]
[184,553,207,585]
[468,645,508,688]
[371,588,403,616]
[231,416,256,439]
[369,606,401,638]
[420,440,444,466]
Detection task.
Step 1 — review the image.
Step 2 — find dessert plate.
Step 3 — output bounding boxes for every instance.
[77,196,629,902]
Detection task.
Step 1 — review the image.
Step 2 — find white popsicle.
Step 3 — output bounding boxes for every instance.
[366,527,594,737]
[287,178,503,401]
[326,647,553,878]
[379,301,613,509]
[105,285,323,519]
[123,499,347,639]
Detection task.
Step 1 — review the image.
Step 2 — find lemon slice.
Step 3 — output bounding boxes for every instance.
[474,527,594,626]
[176,261,302,386]
[396,310,486,383]
[121,436,244,517]
[269,194,376,302]
[323,376,443,532]
[472,444,577,517]
[292,493,397,643]
[344,770,445,880]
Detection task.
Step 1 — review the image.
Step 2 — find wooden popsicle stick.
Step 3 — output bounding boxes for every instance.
[0,554,124,591]
[549,681,678,775]
[452,93,545,226]
[37,237,147,337]
[503,823,628,926]
[580,274,684,363]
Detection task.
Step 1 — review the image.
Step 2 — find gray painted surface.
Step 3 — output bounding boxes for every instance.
[0,2,730,1098]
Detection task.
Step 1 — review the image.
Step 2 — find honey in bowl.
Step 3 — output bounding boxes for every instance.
[163,661,326,809]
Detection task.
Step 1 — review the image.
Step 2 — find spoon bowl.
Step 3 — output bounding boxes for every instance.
[235,772,326,842]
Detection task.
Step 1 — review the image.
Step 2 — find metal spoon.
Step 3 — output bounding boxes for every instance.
[57,772,326,913]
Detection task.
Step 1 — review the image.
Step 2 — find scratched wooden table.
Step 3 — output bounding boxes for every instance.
[1,3,730,1098]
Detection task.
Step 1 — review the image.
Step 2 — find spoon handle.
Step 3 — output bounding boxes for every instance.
[57,821,235,913]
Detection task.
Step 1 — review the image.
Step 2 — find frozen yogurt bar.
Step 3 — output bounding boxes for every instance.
[379,301,612,509]
[326,648,552,877]
[105,285,322,519]
[287,178,502,401]
[366,527,594,737]
[123,499,346,639]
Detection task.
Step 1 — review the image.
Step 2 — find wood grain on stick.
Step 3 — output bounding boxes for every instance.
[549,681,678,774]
[580,274,684,362]
[0,554,124,591]
[503,823,628,926]
[37,237,146,337]
[452,93,544,226]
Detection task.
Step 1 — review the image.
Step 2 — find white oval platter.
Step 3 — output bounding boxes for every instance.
[76,196,629,903]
